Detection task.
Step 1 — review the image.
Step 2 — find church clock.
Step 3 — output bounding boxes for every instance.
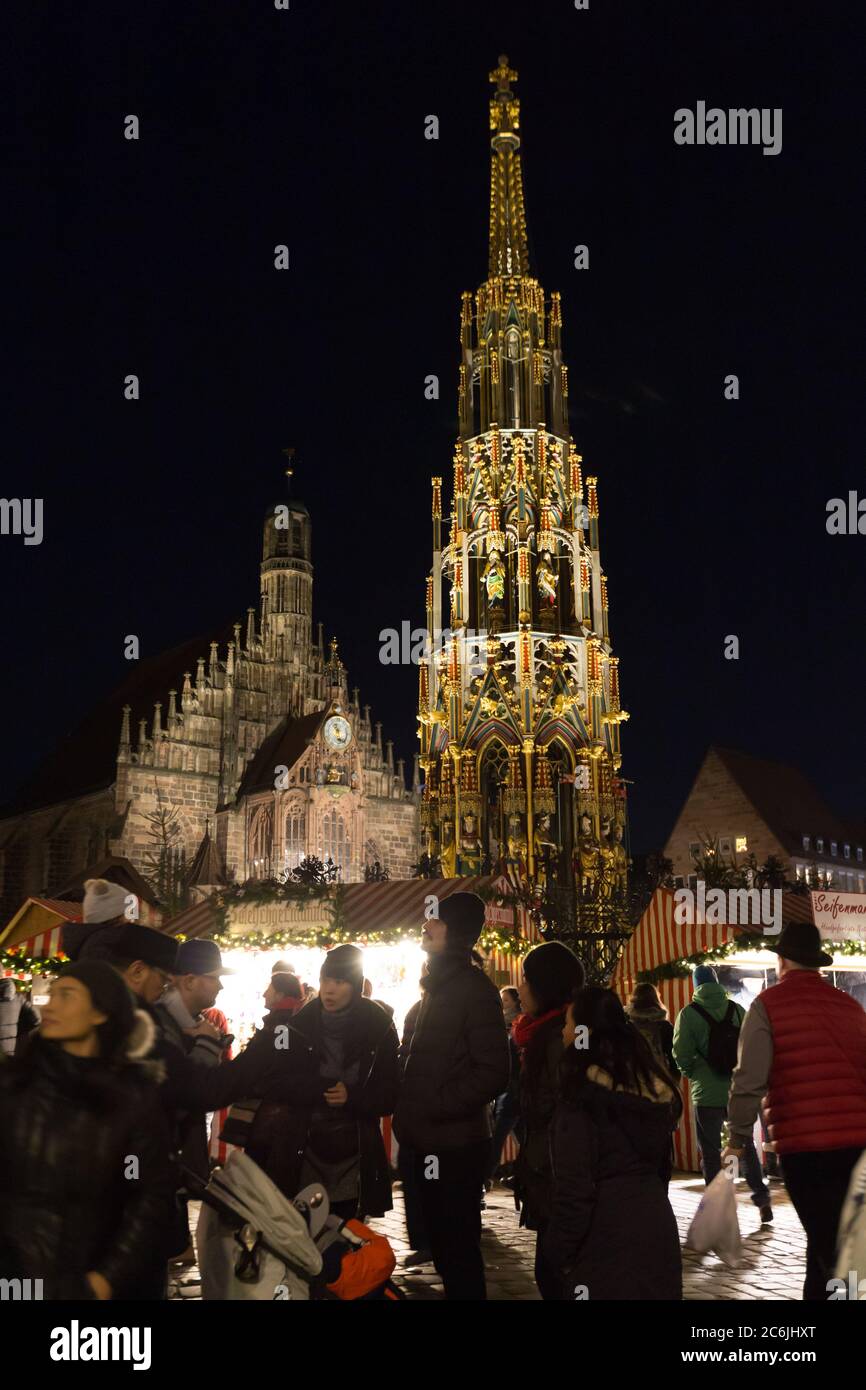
[323,715,352,750]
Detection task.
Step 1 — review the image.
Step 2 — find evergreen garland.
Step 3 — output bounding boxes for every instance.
[637,931,866,986]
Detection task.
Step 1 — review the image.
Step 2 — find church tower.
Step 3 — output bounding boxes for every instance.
[260,452,313,662]
[417,57,630,903]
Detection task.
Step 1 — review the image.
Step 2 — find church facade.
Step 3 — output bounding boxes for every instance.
[417,57,630,902]
[0,474,419,918]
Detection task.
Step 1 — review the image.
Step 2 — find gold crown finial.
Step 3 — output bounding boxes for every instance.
[489,54,517,93]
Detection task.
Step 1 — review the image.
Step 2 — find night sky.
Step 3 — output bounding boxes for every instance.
[5,2,865,852]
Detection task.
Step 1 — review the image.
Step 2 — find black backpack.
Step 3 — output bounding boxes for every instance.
[689,1000,741,1075]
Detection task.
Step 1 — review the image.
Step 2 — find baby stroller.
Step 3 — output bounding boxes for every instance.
[194,1151,324,1300]
[191,1151,403,1300]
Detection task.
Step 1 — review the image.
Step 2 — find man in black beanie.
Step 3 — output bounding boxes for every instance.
[394,891,509,1300]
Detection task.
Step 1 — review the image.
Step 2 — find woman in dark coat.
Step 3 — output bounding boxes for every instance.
[625,981,680,1080]
[512,940,586,1300]
[0,962,176,1300]
[547,986,683,1301]
[246,944,399,1220]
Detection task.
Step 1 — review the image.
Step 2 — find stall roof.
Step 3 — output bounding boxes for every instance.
[164,874,522,942]
[611,886,814,989]
[0,897,82,961]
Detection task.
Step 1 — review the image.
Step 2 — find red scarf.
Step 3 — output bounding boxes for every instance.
[271,994,304,1015]
[512,1005,566,1049]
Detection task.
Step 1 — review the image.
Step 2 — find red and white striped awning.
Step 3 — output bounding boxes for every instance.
[17,923,66,959]
[0,897,80,971]
[610,886,815,990]
[611,888,739,989]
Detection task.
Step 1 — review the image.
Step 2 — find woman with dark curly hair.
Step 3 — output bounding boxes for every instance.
[546,986,683,1301]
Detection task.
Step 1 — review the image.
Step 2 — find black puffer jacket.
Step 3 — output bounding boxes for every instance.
[0,1034,176,1300]
[514,1011,566,1229]
[393,950,510,1154]
[246,997,399,1216]
[546,1069,682,1301]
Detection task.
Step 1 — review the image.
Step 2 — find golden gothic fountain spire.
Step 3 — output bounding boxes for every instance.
[417,58,629,934]
[488,54,529,278]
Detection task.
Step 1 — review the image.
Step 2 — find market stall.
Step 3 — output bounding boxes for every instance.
[165,872,537,1043]
[611,887,866,1172]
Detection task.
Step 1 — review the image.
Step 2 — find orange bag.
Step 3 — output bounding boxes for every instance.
[324,1219,396,1299]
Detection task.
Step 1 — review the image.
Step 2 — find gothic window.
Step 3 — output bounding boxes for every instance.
[284,806,306,871]
[506,327,521,425]
[364,838,383,869]
[292,519,303,555]
[321,809,350,878]
[481,741,511,864]
[44,833,74,892]
[249,804,273,878]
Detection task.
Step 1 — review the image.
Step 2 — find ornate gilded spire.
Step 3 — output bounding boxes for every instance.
[488,54,529,278]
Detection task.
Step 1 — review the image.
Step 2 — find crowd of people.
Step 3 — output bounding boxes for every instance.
[1,878,865,1302]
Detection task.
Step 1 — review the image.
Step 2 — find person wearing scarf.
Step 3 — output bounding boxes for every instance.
[246,945,399,1222]
[513,940,586,1300]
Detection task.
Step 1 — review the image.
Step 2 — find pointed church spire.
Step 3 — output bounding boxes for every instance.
[118,704,131,757]
[488,55,530,278]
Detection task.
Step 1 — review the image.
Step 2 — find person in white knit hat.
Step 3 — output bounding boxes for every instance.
[82,877,132,925]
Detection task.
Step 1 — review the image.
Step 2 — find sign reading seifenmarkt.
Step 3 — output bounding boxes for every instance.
[810,892,866,943]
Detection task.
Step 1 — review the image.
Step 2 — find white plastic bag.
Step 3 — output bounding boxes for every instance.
[685,1170,742,1268]
[834,1149,866,1288]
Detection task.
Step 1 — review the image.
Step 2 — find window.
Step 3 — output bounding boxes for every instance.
[321,809,350,877]
[248,804,274,878]
[284,807,306,871]
[735,836,748,853]
[795,863,804,881]
[802,835,811,851]
[858,848,863,863]
[831,841,838,857]
[688,842,701,861]
[844,844,851,859]
[719,837,732,856]
[816,838,824,854]
[687,874,698,891]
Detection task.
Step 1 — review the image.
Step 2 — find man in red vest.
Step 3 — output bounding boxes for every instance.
[724,920,866,1300]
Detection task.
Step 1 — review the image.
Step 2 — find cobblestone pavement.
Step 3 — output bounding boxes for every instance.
[170,1171,807,1301]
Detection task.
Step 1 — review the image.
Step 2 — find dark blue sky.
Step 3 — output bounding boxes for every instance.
[5,1,865,851]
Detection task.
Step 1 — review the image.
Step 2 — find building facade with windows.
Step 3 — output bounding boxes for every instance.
[665,745,865,892]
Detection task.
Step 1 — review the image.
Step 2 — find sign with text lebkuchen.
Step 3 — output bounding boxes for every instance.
[810,891,866,942]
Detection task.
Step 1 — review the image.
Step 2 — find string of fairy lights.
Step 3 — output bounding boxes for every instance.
[0,879,531,981]
[4,882,864,985]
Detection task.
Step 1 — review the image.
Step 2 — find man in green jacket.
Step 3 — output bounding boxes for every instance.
[672,966,771,1221]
